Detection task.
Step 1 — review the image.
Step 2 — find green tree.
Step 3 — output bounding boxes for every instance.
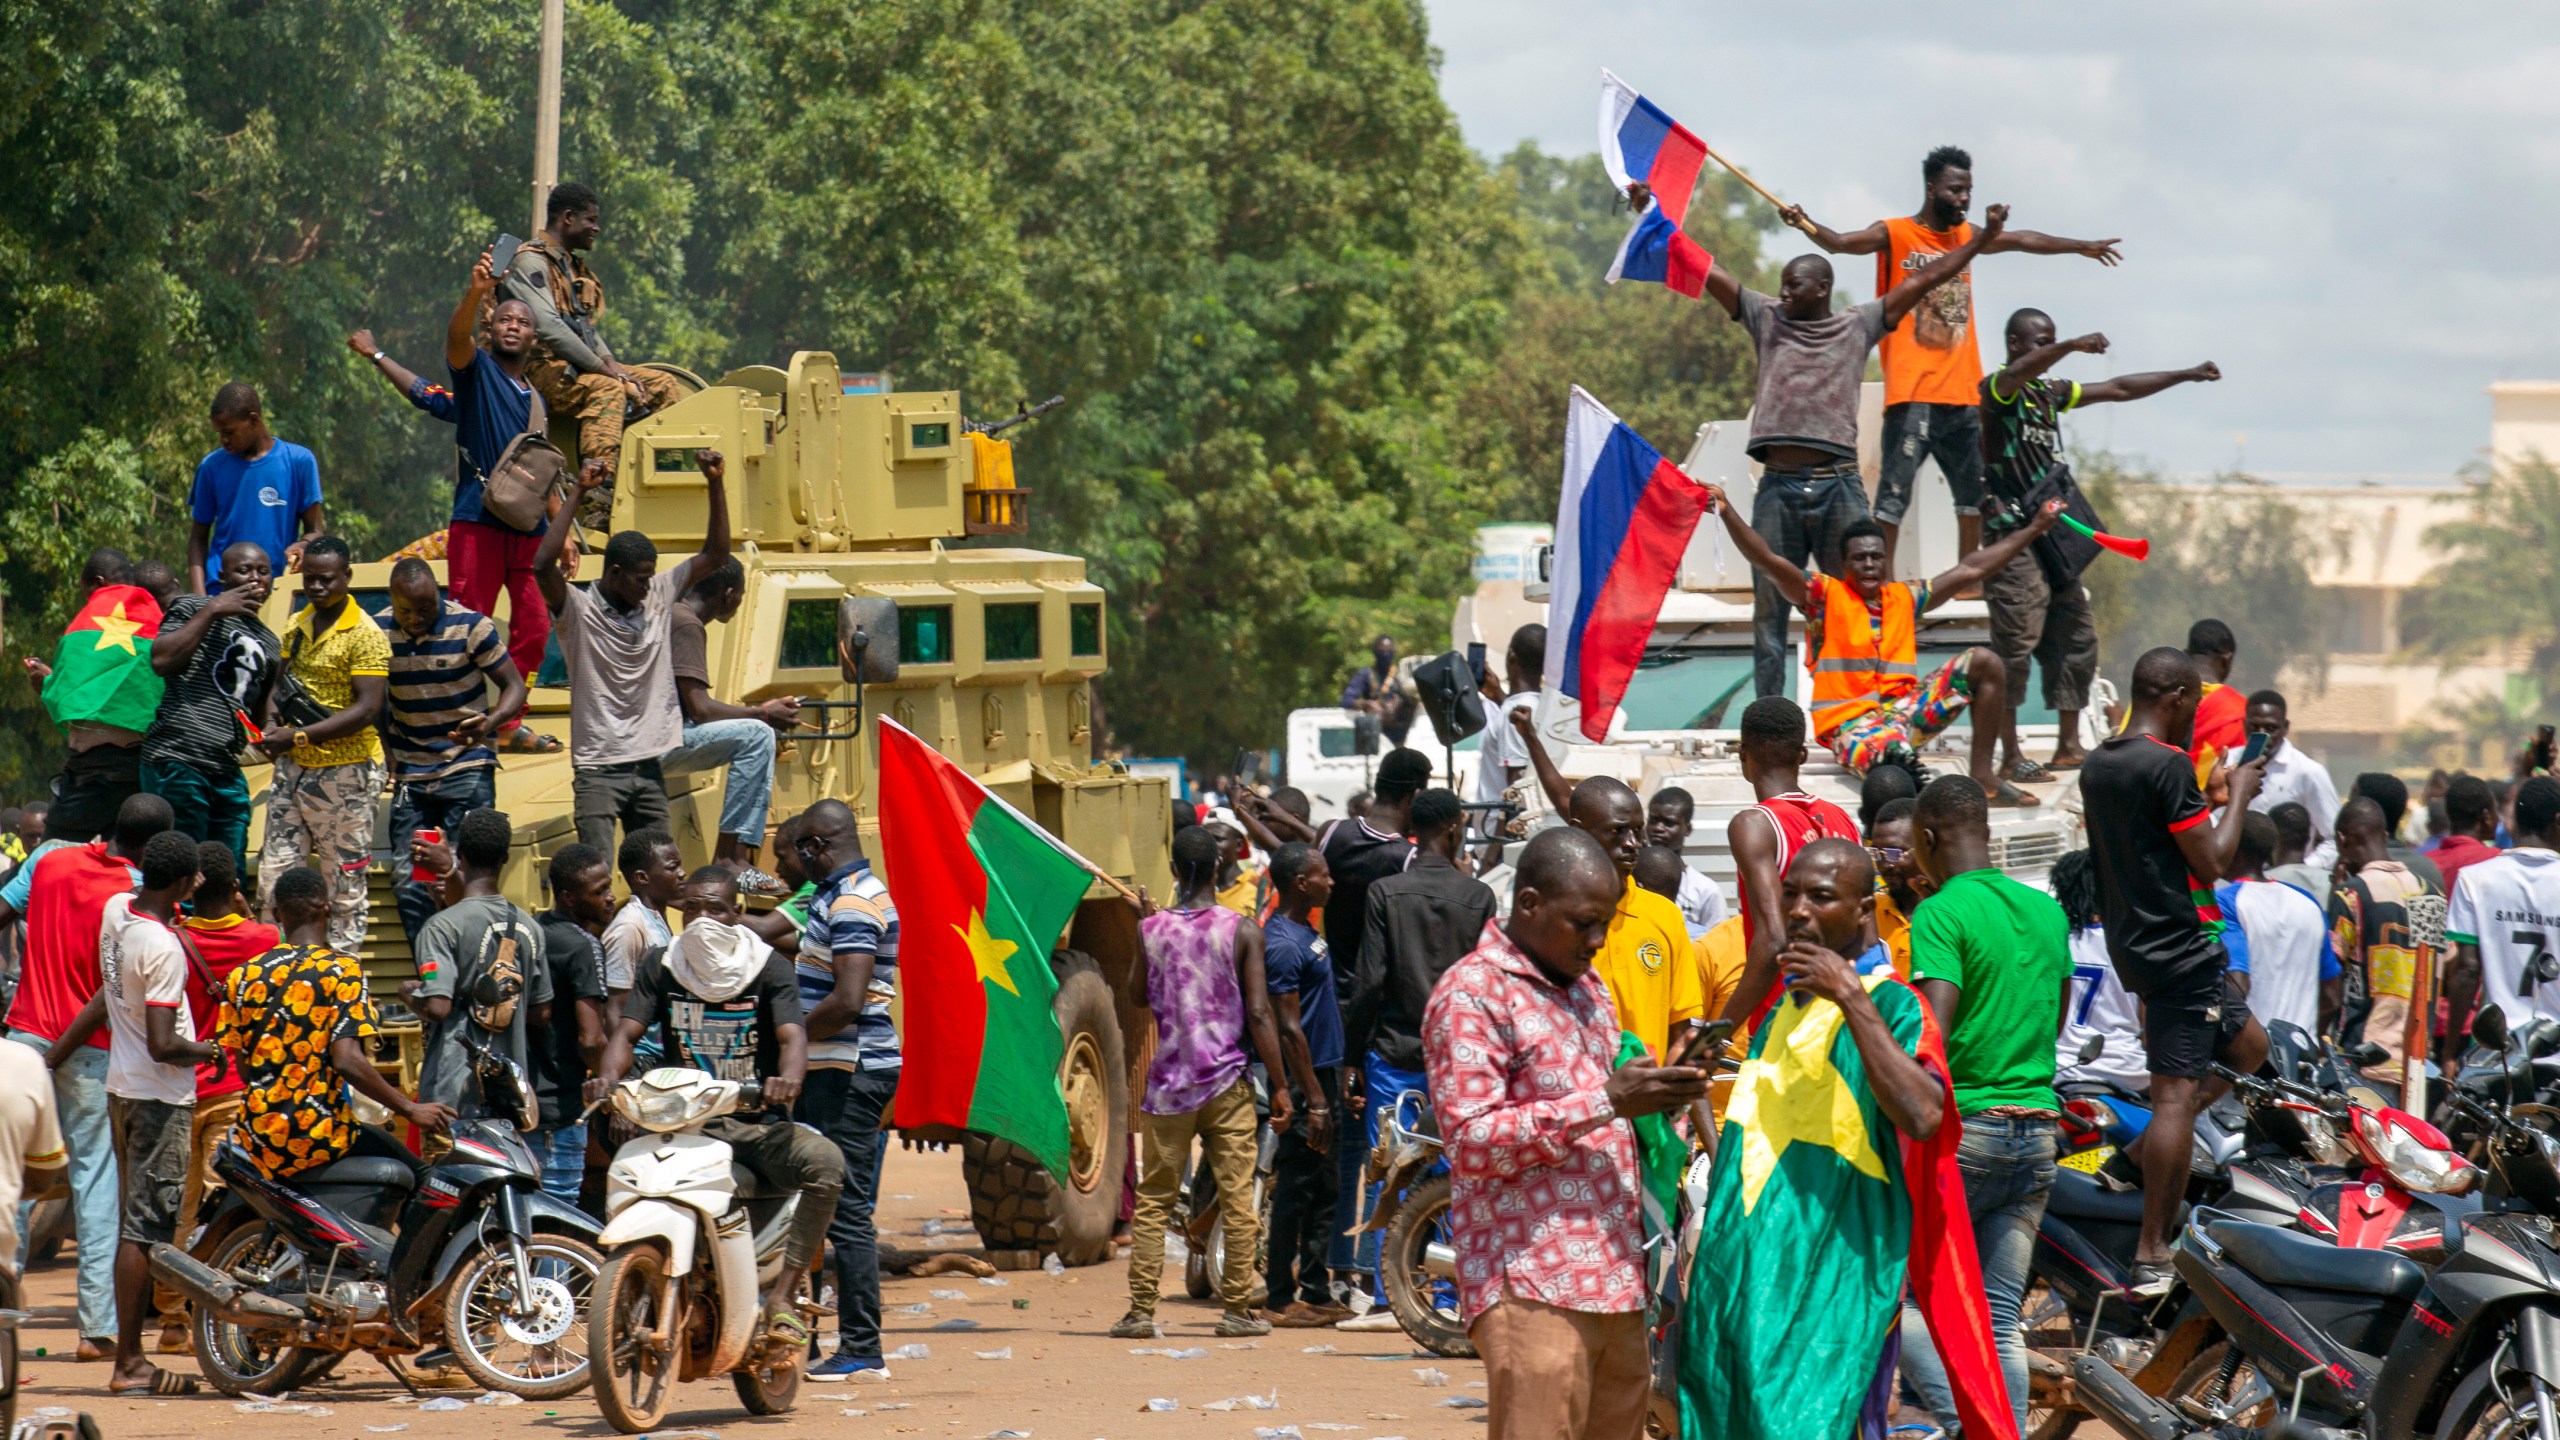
[2078,456,2327,694]
[2399,456,2560,726]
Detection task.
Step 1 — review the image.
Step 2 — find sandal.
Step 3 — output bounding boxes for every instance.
[2046,751,2086,770]
[499,727,564,755]
[111,1366,203,1396]
[763,1305,813,1347]
[2004,756,2056,784]
[1986,781,2043,809]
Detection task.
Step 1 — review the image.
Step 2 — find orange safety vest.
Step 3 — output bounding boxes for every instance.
[1806,574,1919,738]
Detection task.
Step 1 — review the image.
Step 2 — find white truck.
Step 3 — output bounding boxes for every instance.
[1286,384,2094,893]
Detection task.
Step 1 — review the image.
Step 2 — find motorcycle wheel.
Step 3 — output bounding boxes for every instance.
[2169,1343,2276,1429]
[0,1266,19,1438]
[191,1221,316,1398]
[1184,1162,1274,1307]
[2435,1349,2559,1439]
[591,1244,677,1434]
[1380,1174,1476,1360]
[444,1234,603,1400]
[2020,1279,2085,1440]
[734,1353,801,1415]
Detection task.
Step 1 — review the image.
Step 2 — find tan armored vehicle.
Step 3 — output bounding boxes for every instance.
[249,353,1169,1268]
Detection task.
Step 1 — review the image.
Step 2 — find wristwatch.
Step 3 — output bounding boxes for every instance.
[370,350,388,363]
[292,730,311,749]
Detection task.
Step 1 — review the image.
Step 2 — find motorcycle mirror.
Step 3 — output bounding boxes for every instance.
[2475,1005,2512,1053]
[2526,1019,2560,1060]
[2341,1041,2389,1070]
[2076,1034,2105,1064]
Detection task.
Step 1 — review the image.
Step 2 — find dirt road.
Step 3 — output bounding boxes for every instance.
[10,1143,1490,1439]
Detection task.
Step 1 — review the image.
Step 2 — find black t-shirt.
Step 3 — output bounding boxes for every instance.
[1320,818,1415,989]
[142,594,279,774]
[533,909,611,1128]
[621,947,803,1082]
[2080,732,2216,991]
[1978,368,2080,533]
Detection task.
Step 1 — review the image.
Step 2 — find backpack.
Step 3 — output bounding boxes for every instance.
[476,386,571,534]
[468,916,528,1033]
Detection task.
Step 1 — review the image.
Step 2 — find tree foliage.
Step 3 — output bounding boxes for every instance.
[2078,456,2327,695]
[2398,456,2560,721]
[0,0,1778,788]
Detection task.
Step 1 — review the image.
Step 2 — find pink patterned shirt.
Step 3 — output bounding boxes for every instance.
[1423,919,1644,1323]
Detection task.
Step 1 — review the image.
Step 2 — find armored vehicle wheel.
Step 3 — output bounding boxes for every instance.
[963,953,1127,1268]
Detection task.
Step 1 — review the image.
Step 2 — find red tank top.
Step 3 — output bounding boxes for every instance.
[1739,793,1862,947]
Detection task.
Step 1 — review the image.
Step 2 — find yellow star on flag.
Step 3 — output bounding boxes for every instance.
[1724,977,1892,1214]
[955,908,1020,996]
[90,602,144,655]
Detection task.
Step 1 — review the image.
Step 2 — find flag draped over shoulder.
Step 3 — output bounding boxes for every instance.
[1677,975,2015,1440]
[43,585,164,735]
[876,717,1091,1179]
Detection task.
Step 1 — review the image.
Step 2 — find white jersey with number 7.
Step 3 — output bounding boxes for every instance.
[2447,847,2560,1029]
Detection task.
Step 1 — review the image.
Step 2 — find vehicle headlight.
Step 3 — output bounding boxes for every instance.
[2288,1104,2358,1168]
[2354,1109,2479,1195]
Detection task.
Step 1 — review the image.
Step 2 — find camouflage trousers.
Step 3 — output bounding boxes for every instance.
[258,755,383,955]
[526,356,684,529]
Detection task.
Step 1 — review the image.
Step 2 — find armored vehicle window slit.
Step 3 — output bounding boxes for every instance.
[985,603,1041,663]
[778,599,839,670]
[1070,603,1103,657]
[900,604,954,666]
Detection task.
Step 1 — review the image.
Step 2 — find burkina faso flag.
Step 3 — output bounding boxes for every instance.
[877,717,1091,1179]
[1677,974,2016,1440]
[44,585,165,735]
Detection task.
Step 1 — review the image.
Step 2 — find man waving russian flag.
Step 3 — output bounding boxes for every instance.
[1545,387,1715,742]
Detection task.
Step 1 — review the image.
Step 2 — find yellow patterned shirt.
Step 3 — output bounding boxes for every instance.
[217,942,384,1178]
[282,599,390,767]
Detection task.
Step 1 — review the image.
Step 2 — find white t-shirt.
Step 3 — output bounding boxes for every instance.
[1474,693,1536,806]
[603,896,674,992]
[2225,878,2337,1037]
[2446,847,2560,1030]
[98,894,197,1105]
[0,1041,66,1272]
[1675,865,1728,940]
[2056,926,2149,1091]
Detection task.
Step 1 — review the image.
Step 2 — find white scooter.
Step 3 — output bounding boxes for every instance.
[587,1067,813,1433]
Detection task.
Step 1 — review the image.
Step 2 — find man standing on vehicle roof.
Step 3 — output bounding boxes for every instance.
[1713,481,2063,805]
[500,182,684,523]
[1781,146,2123,569]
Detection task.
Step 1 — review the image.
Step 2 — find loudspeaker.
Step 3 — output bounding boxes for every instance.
[837,596,901,683]
[1412,650,1486,744]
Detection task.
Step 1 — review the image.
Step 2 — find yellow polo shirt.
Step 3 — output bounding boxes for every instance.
[1693,915,1748,1123]
[282,599,391,768]
[1874,889,1914,980]
[1593,878,1702,1061]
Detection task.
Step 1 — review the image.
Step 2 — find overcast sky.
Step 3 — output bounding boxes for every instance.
[1421,0,2560,480]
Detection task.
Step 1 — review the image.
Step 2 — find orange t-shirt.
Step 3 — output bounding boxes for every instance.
[1875,216,1982,407]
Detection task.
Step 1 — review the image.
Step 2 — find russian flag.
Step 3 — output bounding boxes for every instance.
[1599,69,1708,227]
[1606,201,1713,297]
[1544,387,1715,742]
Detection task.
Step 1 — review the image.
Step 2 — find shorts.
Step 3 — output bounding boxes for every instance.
[111,1096,194,1246]
[2129,966,2252,1081]
[1824,653,1973,773]
[1874,402,1986,524]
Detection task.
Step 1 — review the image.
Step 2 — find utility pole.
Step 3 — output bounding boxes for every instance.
[530,0,564,237]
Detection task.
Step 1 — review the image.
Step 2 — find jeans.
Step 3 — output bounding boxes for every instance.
[1898,1114,2059,1433]
[1265,1066,1343,1308]
[10,1033,117,1338]
[1327,1052,1426,1292]
[532,1123,589,1207]
[388,767,498,953]
[141,759,252,875]
[1749,463,1873,698]
[800,1067,897,1359]
[572,759,671,856]
[1875,401,1985,524]
[659,717,779,847]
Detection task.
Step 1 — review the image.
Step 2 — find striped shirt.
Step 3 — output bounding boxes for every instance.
[374,601,506,782]
[798,860,899,1073]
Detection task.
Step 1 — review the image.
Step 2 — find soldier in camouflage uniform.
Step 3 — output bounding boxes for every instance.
[501,181,683,528]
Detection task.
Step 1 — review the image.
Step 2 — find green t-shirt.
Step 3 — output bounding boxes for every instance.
[1908,867,2072,1113]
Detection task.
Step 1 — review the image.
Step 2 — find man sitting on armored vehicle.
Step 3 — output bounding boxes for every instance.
[664,558,801,893]
[499,182,683,511]
[1710,486,2063,806]
[588,867,837,1349]
[535,451,731,856]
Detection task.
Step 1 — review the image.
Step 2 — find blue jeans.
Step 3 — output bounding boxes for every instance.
[801,1066,897,1359]
[10,1033,117,1339]
[141,759,252,877]
[1326,1053,1426,1293]
[387,767,498,953]
[1898,1114,2059,1433]
[1749,462,1873,698]
[660,718,778,847]
[532,1123,588,1207]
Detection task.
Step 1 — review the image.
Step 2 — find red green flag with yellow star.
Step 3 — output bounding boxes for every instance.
[877,717,1090,1179]
[43,585,165,735]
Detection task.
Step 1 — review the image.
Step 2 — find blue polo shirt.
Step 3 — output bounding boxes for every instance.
[191,440,321,589]
[420,350,542,533]
[1263,914,1342,1069]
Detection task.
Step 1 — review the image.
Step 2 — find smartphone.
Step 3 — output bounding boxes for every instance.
[411,827,445,885]
[490,232,523,279]
[1667,1018,1736,1069]
[2239,730,2271,766]
[1466,641,1489,688]
[2537,724,2556,771]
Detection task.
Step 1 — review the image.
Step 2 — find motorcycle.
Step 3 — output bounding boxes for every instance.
[2067,1005,2560,1440]
[1353,1088,1469,1359]
[152,1037,603,1398]
[586,1066,815,1433]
